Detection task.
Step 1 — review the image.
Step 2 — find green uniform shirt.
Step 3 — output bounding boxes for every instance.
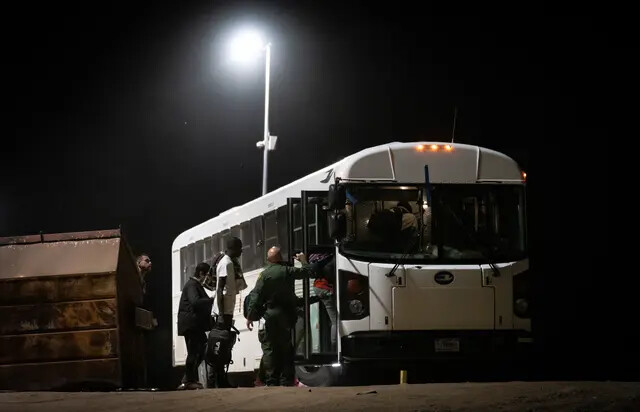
[246,262,313,324]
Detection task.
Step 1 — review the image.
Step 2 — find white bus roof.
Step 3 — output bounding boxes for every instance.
[172,142,522,250]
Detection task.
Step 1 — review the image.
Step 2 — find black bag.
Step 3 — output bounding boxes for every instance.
[205,326,238,367]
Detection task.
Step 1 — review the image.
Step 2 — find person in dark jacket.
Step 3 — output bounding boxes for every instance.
[135,253,158,388]
[177,262,214,390]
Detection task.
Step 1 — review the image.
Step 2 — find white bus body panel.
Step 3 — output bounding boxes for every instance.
[392,266,494,330]
[364,260,531,334]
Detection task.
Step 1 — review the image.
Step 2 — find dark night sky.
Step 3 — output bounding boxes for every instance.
[2,2,620,385]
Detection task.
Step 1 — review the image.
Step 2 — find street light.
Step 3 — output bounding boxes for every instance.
[229,29,277,196]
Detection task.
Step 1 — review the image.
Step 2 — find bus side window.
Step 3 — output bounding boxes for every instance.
[251,216,265,269]
[195,239,205,266]
[210,233,221,257]
[203,236,213,263]
[229,225,240,241]
[292,203,303,252]
[220,229,231,255]
[264,210,278,259]
[240,221,252,270]
[276,206,290,262]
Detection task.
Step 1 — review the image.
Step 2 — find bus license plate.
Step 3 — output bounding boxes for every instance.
[435,338,460,352]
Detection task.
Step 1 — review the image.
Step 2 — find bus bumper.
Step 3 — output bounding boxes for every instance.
[341,330,533,363]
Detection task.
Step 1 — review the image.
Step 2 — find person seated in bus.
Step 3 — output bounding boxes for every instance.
[396,201,418,237]
[366,207,398,250]
[366,201,418,252]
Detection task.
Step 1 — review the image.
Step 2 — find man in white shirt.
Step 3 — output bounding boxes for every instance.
[215,237,247,329]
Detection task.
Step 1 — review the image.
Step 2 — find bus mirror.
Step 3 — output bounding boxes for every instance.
[328,184,346,210]
[329,211,346,240]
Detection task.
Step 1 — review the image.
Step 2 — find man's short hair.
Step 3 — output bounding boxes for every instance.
[137,253,151,263]
[225,236,242,250]
[195,262,211,276]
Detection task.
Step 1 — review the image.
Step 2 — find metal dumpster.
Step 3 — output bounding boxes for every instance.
[0,229,146,390]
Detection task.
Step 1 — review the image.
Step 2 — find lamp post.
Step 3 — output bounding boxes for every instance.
[229,30,277,196]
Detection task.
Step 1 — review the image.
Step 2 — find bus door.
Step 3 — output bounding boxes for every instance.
[289,192,336,365]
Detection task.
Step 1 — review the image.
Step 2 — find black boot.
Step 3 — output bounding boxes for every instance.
[216,365,236,388]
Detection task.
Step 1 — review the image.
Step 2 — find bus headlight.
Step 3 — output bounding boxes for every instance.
[513,270,532,318]
[514,298,529,317]
[348,299,365,316]
[340,270,369,320]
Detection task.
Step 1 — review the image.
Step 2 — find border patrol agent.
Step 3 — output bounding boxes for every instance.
[245,246,330,386]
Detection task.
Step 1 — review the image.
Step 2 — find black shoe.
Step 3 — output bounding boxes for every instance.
[177,382,202,390]
[217,380,236,388]
[184,382,203,390]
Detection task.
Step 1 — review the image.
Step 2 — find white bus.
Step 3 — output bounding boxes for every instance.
[171,141,531,386]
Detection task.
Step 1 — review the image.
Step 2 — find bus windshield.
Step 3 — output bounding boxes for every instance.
[341,184,526,263]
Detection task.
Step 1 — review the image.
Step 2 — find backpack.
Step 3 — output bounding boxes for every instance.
[205,325,238,368]
[202,252,226,291]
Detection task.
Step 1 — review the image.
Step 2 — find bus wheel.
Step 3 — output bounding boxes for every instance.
[295,365,342,387]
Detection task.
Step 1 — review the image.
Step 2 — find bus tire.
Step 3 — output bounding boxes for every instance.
[295,365,342,387]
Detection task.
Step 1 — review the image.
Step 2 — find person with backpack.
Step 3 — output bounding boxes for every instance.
[203,236,247,388]
[215,237,247,329]
[177,262,214,390]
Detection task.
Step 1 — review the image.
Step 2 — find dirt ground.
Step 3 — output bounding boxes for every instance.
[1,381,639,412]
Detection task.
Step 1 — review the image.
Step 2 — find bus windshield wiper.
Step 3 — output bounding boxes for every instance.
[439,199,501,277]
[385,234,420,278]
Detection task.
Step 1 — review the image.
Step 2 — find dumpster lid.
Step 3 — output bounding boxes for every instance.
[0,229,123,280]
